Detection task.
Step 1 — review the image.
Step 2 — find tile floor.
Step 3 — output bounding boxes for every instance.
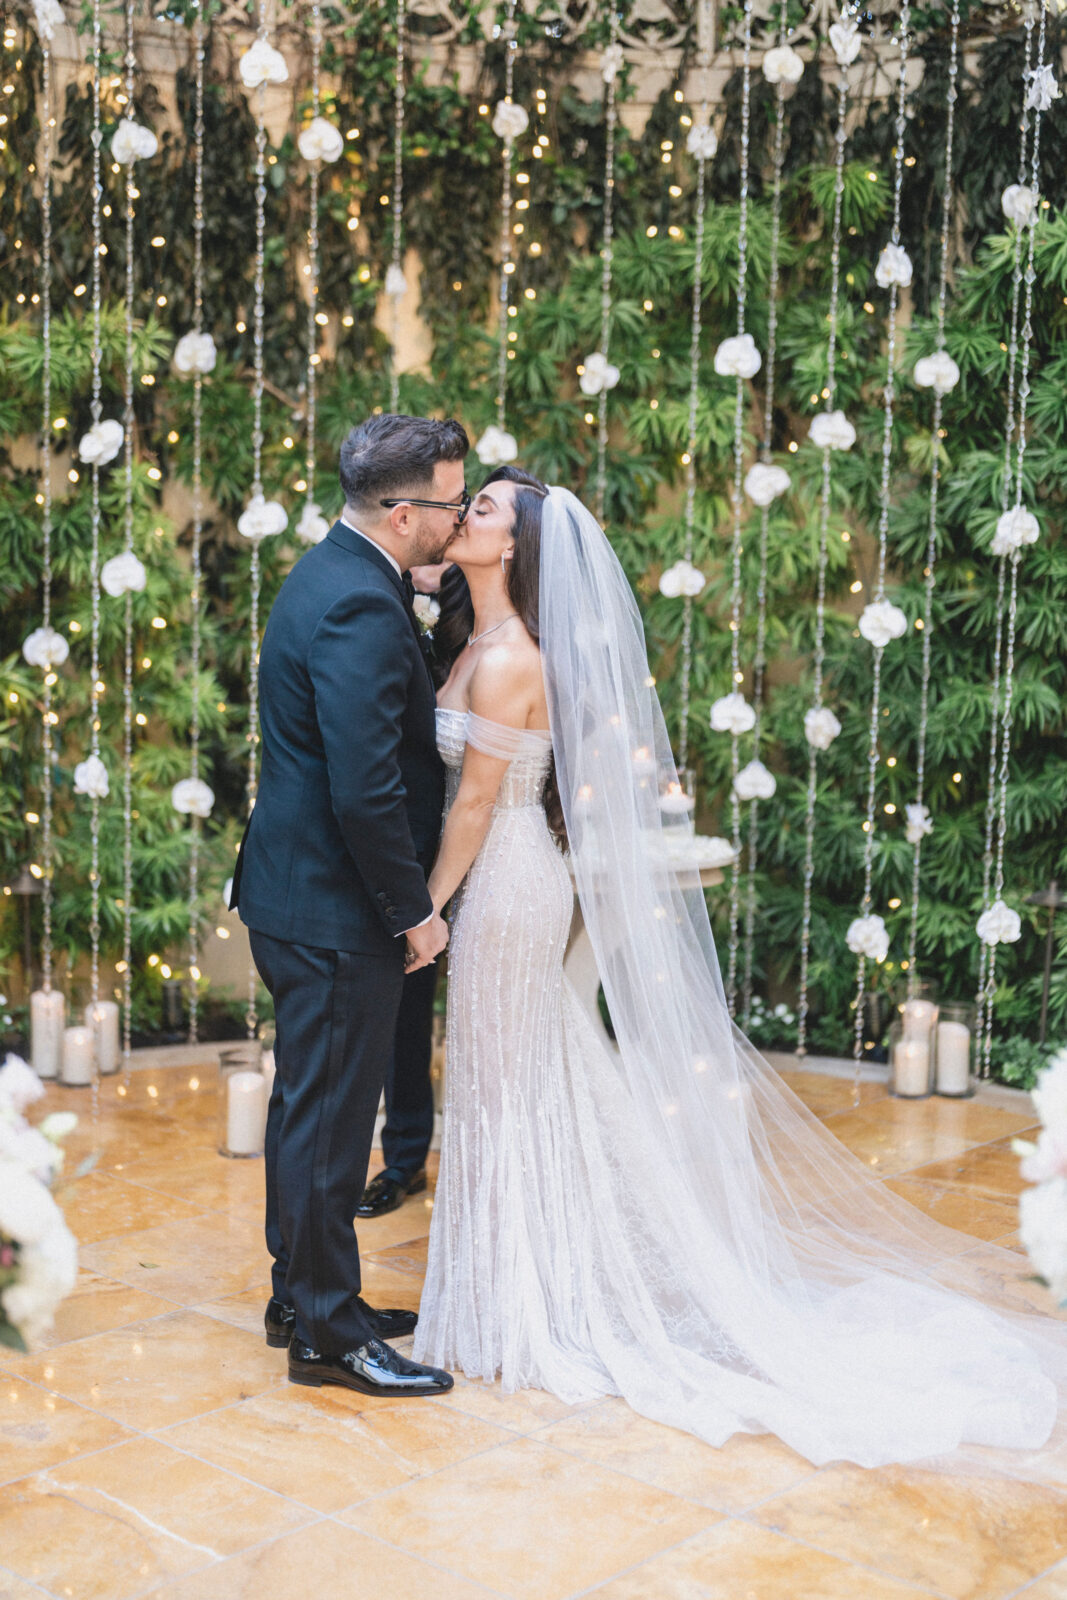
[3,1061,1066,1600]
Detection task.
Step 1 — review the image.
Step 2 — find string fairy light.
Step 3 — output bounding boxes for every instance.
[186,3,207,1043]
[118,0,139,1076]
[904,1,960,995]
[977,2,1050,1076]
[387,0,407,412]
[592,3,620,525]
[850,3,911,1083]
[87,0,106,1115]
[495,0,520,433]
[796,15,855,1057]
[38,22,56,1003]
[740,0,792,1027]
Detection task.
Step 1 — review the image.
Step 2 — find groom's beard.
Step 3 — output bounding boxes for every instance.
[415,520,460,567]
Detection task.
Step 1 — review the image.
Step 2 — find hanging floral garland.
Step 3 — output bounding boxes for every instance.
[477,0,523,469]
[386,0,407,413]
[588,5,621,525]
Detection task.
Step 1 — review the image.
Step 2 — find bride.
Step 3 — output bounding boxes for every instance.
[411,465,1067,1476]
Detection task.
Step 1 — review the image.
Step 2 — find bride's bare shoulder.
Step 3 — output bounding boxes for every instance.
[469,626,542,714]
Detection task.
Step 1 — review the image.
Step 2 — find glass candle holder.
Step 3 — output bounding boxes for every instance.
[889,1018,934,1099]
[217,1040,266,1158]
[935,1002,976,1098]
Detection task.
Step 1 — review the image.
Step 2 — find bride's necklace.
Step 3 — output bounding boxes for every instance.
[467,613,520,649]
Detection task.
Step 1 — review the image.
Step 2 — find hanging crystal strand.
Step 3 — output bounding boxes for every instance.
[119,0,138,1077]
[741,0,788,1028]
[593,3,620,524]
[388,0,406,412]
[797,44,850,1058]
[678,14,713,774]
[305,1,322,510]
[39,38,56,999]
[88,0,105,1119]
[725,0,754,1017]
[495,0,519,430]
[187,4,207,1045]
[851,3,910,1087]
[976,6,1034,1073]
[979,1,1048,1078]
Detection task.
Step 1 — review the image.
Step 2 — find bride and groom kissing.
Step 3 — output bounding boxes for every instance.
[231,410,1062,1468]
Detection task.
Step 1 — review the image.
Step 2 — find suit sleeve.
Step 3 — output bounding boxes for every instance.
[309,586,433,938]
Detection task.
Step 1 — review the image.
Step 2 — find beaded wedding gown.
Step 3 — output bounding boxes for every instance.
[413,490,1067,1477]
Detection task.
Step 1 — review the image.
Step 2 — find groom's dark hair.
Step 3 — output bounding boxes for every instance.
[339,413,469,512]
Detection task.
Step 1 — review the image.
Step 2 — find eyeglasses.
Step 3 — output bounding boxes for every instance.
[380,488,471,524]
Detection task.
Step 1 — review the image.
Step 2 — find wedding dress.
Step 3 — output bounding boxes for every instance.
[414,489,1067,1479]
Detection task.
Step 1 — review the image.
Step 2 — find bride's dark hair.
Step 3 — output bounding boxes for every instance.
[434,465,567,851]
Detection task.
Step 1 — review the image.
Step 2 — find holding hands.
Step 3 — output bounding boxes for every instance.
[405,911,449,972]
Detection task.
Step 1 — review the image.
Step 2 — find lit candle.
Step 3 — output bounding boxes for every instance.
[631,746,656,777]
[30,989,65,1080]
[226,1070,266,1157]
[659,781,695,815]
[893,1037,930,1098]
[84,1000,120,1076]
[902,998,937,1040]
[936,1020,971,1096]
[60,1025,94,1087]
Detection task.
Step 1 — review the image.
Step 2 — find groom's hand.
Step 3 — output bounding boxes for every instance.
[404,912,448,972]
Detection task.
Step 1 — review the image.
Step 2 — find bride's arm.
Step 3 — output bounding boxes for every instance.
[427,645,535,913]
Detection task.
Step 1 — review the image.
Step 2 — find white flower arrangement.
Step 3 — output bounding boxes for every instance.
[112,117,158,165]
[30,0,65,42]
[579,352,621,396]
[384,264,408,299]
[976,897,1022,947]
[744,462,791,506]
[762,44,804,84]
[1015,1050,1067,1303]
[991,506,1040,557]
[858,599,908,649]
[1002,184,1038,227]
[913,351,960,394]
[0,1052,78,1352]
[239,36,289,89]
[904,802,933,845]
[600,43,625,84]
[875,242,913,289]
[78,418,124,466]
[492,100,529,142]
[733,760,777,802]
[73,755,109,799]
[297,116,344,164]
[171,777,215,818]
[686,122,718,161]
[22,626,69,670]
[238,494,288,542]
[101,551,147,598]
[804,705,841,751]
[1024,63,1060,113]
[659,559,706,600]
[846,913,889,963]
[475,425,518,466]
[714,333,761,379]
[412,594,440,631]
[829,15,862,67]
[173,331,217,376]
[710,692,756,735]
[808,409,855,451]
[295,501,330,545]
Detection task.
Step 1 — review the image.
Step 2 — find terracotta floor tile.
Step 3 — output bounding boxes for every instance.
[586,1520,946,1600]
[884,1180,1021,1246]
[36,1268,178,1349]
[540,1399,817,1512]
[0,1375,131,1484]
[822,1100,1035,1179]
[138,1519,496,1600]
[59,1171,207,1245]
[752,1463,1067,1600]
[778,1070,887,1119]
[114,1145,266,1217]
[161,1384,512,1512]
[931,1243,1067,1321]
[80,1212,270,1305]
[0,1564,49,1600]
[355,1200,434,1250]
[907,1137,1036,1203]
[22,1309,283,1431]
[364,1235,430,1276]
[1017,1560,1067,1599]
[342,1434,717,1600]
[433,1371,601,1433]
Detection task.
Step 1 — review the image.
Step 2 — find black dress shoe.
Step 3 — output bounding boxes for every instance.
[288,1336,453,1396]
[355,1168,427,1218]
[265,1294,417,1349]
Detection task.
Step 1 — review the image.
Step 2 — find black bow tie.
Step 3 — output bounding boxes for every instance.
[401,571,416,609]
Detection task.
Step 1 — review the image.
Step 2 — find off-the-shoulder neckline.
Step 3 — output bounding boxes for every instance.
[436,706,552,738]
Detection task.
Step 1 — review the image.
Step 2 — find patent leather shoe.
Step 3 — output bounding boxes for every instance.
[288,1336,453,1396]
[355,1168,427,1218]
[265,1295,417,1348]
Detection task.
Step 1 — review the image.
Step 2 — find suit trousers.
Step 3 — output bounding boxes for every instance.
[381,959,438,1183]
[250,928,404,1354]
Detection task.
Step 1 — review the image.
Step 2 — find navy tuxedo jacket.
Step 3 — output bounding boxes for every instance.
[231,521,444,953]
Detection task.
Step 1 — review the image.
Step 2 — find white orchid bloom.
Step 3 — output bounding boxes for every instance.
[297,117,344,163]
[100,551,147,598]
[686,122,718,161]
[991,507,1040,557]
[744,463,791,506]
[1002,184,1038,227]
[733,760,777,801]
[295,502,330,545]
[239,36,289,89]
[875,242,913,289]
[173,331,217,376]
[658,560,705,600]
[846,913,889,963]
[475,425,518,466]
[111,118,158,165]
[22,626,69,670]
[710,693,756,735]
[858,599,908,649]
[762,44,804,84]
[492,100,529,142]
[808,410,855,451]
[829,16,862,67]
[237,494,288,541]
[804,705,841,751]
[714,333,761,379]
[579,352,621,396]
[976,898,1022,947]
[913,351,960,394]
[171,778,215,818]
[77,419,124,466]
[904,802,933,845]
[73,755,109,799]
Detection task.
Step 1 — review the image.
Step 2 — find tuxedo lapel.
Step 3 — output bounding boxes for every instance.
[326,522,435,690]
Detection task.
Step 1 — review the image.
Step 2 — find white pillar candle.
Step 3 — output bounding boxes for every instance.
[226,1070,266,1156]
[631,747,657,777]
[84,1000,120,1076]
[30,989,65,1081]
[60,1025,94,1087]
[936,1020,972,1096]
[902,998,937,1040]
[893,1038,930,1097]
[258,1052,277,1143]
[659,781,696,814]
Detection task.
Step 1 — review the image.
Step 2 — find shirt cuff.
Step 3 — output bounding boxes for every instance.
[398,910,434,936]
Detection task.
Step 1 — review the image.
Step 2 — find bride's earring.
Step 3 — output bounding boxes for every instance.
[501,552,510,577]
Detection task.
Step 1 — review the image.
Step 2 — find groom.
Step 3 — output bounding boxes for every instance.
[232,413,469,1396]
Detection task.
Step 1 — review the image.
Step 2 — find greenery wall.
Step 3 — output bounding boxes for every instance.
[0,0,1064,1071]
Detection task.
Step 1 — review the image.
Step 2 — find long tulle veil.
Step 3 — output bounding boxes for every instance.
[538,485,1067,1480]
